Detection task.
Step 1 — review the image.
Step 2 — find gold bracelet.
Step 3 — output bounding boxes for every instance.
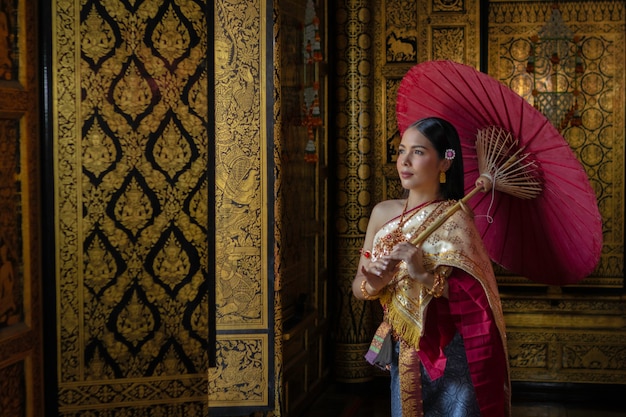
[360,279,380,300]
[426,266,451,298]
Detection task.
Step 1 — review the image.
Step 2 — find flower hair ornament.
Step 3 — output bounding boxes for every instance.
[445,149,456,160]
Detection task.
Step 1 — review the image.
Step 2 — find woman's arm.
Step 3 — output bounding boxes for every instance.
[352,201,403,300]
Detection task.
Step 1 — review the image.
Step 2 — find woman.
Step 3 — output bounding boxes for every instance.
[352,117,510,417]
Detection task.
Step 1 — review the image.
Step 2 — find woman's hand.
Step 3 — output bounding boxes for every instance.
[361,257,401,292]
[386,242,448,297]
[387,242,431,283]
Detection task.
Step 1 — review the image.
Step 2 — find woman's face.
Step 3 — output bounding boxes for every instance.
[396,127,447,192]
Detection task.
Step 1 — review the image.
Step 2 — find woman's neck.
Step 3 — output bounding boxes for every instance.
[406,192,442,209]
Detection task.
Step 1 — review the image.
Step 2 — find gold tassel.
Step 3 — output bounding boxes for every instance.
[385,304,424,350]
[439,171,446,183]
[380,292,426,351]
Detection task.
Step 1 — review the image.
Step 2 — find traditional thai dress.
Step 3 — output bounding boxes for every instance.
[365,200,511,417]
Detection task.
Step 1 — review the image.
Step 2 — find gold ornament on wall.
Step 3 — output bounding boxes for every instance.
[526,3,584,132]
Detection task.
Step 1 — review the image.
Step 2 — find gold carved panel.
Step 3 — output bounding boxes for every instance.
[211,0,274,412]
[208,335,269,407]
[384,0,418,64]
[53,0,210,414]
[504,296,626,383]
[214,0,267,330]
[418,0,480,65]
[375,0,480,202]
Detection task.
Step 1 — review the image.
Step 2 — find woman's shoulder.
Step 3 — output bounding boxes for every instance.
[372,199,405,216]
[373,199,404,210]
[369,199,405,227]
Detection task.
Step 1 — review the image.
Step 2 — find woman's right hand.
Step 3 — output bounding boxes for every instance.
[352,257,399,300]
[361,257,400,292]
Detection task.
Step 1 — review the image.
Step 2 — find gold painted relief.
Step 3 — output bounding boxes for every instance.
[210,0,273,412]
[431,26,466,62]
[417,0,479,66]
[208,335,269,407]
[214,0,266,328]
[385,1,418,63]
[505,298,626,383]
[489,1,625,287]
[377,0,479,202]
[433,0,464,13]
[384,78,401,165]
[54,0,209,414]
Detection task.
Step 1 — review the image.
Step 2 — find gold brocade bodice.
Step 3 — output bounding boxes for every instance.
[372,200,503,351]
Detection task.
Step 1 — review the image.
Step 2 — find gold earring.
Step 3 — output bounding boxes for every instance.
[439,171,446,184]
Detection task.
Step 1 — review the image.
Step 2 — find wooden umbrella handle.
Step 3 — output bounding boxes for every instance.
[410,177,490,246]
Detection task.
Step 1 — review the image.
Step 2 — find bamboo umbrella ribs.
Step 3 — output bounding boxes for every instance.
[412,126,543,247]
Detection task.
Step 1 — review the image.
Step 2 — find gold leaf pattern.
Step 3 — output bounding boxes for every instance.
[81,5,118,65]
[82,120,118,178]
[113,286,157,349]
[150,118,192,179]
[111,59,155,120]
[151,342,191,375]
[208,338,267,402]
[151,235,190,291]
[84,233,119,294]
[111,175,155,237]
[150,4,190,65]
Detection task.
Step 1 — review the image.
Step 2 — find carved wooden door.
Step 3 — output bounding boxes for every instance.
[0,0,44,415]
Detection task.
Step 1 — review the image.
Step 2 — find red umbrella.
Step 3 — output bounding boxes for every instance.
[396,60,602,285]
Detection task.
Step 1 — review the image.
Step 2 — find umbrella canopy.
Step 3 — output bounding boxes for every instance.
[396,60,602,285]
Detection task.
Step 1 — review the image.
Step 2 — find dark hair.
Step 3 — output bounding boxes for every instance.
[407,117,464,200]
